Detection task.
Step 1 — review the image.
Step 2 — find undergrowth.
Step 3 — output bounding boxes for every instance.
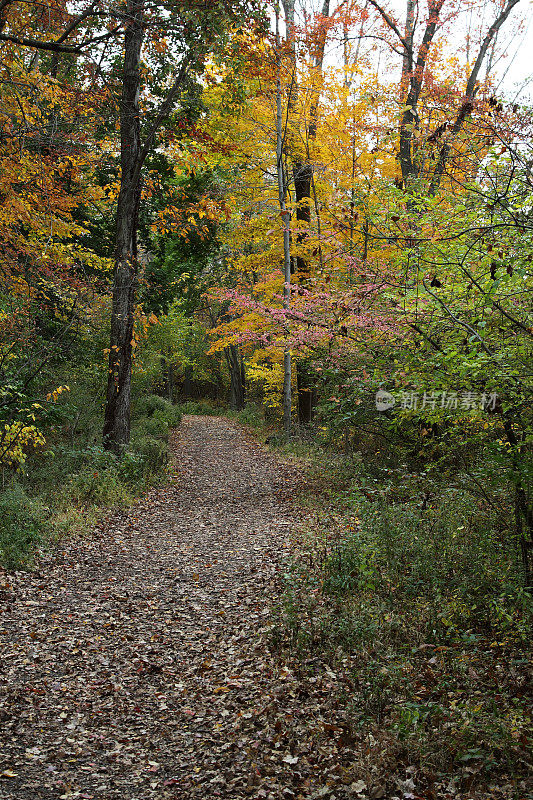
[270,437,533,798]
[0,394,182,570]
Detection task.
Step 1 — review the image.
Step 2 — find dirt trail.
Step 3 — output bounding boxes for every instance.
[0,416,359,800]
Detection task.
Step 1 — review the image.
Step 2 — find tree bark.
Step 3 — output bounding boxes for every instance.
[103,3,192,453]
[183,364,193,398]
[276,7,292,439]
[225,343,245,410]
[103,0,143,454]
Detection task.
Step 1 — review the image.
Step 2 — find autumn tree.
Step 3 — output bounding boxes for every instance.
[0,0,263,453]
[0,2,114,469]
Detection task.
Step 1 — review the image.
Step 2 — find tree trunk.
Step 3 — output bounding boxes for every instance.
[183,364,193,398]
[287,0,329,280]
[167,352,174,403]
[276,7,292,439]
[292,162,312,277]
[297,386,314,425]
[501,412,533,588]
[103,0,143,454]
[284,0,330,426]
[226,343,245,411]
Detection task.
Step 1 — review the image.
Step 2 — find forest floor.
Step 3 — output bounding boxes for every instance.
[0,415,375,800]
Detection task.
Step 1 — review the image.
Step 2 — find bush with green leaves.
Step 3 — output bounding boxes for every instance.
[323,488,523,619]
[0,391,185,570]
[128,434,168,478]
[118,450,146,485]
[177,399,221,416]
[235,403,265,428]
[0,484,47,569]
[134,393,177,420]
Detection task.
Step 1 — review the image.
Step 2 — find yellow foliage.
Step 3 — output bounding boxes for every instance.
[0,423,45,469]
[46,385,70,403]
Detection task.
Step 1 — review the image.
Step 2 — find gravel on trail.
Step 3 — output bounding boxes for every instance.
[0,416,362,800]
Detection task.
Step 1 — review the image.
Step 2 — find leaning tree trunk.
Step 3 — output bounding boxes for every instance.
[103,0,144,454]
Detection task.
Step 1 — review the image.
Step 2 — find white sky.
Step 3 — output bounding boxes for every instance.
[494,5,533,99]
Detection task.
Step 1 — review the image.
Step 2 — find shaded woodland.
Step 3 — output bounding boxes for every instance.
[0,0,531,795]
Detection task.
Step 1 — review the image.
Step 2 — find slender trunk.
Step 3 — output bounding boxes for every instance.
[183,364,193,398]
[401,0,415,91]
[240,350,246,405]
[167,351,174,402]
[310,174,323,269]
[103,0,144,454]
[290,0,330,280]
[501,412,533,588]
[287,0,330,426]
[276,6,292,438]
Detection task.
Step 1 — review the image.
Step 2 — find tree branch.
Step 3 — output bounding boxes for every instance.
[0,32,81,52]
[136,53,193,173]
[365,0,413,58]
[429,0,522,195]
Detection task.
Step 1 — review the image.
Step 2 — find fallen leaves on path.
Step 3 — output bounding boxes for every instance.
[0,416,376,800]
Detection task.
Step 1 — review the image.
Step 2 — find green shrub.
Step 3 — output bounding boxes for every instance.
[134,394,182,427]
[0,394,183,570]
[236,403,264,428]
[129,434,168,477]
[135,393,170,418]
[66,462,124,506]
[177,399,220,416]
[323,490,517,612]
[136,414,169,439]
[0,484,47,569]
[118,450,146,485]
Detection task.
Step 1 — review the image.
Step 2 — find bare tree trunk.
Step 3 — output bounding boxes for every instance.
[183,364,193,398]
[103,0,143,454]
[276,5,292,438]
[225,343,245,410]
[167,351,174,402]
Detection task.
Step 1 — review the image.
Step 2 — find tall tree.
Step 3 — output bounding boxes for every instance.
[275,4,293,437]
[103,0,250,453]
[0,0,261,453]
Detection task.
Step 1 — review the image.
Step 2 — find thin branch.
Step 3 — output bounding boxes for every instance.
[429,0,522,195]
[365,0,413,56]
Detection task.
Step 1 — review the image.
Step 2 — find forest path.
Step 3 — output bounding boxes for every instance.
[0,416,358,800]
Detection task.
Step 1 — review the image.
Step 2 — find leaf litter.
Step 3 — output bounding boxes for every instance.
[0,415,376,800]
